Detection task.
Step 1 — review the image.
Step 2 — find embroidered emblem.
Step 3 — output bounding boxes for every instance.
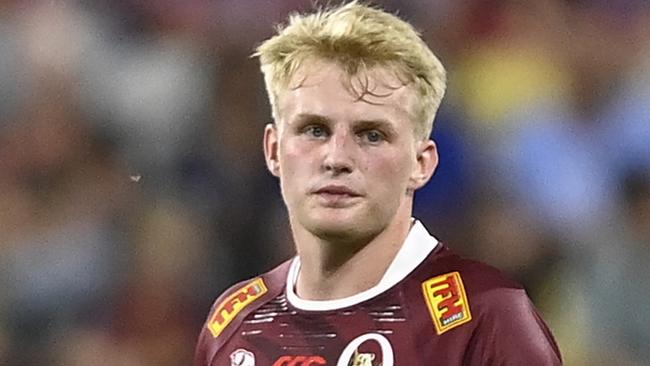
[208,278,268,337]
[422,271,472,334]
[230,348,255,366]
[337,333,394,366]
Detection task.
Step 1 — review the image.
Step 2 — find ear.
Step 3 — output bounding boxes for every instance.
[263,123,280,177]
[408,139,438,191]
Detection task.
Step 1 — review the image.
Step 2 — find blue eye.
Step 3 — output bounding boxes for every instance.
[362,130,384,143]
[306,125,328,138]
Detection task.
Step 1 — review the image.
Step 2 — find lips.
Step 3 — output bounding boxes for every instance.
[313,185,361,197]
[311,185,362,207]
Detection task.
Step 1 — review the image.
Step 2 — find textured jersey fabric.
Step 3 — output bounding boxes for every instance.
[195,222,562,365]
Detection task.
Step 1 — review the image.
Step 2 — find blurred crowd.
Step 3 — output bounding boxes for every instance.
[0,1,648,365]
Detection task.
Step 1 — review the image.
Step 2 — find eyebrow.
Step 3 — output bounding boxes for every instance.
[292,113,331,125]
[353,119,397,136]
[291,113,397,133]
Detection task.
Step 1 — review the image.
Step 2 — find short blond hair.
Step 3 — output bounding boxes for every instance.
[254,1,446,140]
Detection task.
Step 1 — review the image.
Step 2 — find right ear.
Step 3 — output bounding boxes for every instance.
[263,123,280,177]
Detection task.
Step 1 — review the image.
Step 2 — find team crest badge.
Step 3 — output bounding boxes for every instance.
[208,278,268,337]
[422,271,472,334]
[230,348,255,366]
[337,333,394,366]
[349,350,378,366]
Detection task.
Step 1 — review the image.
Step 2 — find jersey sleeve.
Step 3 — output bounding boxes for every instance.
[194,317,213,366]
[193,280,248,366]
[193,260,292,366]
[463,288,562,365]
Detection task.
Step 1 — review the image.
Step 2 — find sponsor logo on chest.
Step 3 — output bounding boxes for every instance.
[270,333,394,366]
[273,355,327,366]
[422,271,472,334]
[209,278,268,337]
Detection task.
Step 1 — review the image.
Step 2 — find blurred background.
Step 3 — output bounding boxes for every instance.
[0,0,648,365]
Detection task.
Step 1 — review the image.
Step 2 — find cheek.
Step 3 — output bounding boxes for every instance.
[366,152,412,183]
[361,154,413,201]
[278,141,314,186]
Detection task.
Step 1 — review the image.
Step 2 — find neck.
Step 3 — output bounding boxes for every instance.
[291,211,413,301]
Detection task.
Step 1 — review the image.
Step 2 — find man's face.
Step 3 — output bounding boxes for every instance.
[264,60,437,242]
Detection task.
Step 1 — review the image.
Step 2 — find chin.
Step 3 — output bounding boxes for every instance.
[303,211,379,243]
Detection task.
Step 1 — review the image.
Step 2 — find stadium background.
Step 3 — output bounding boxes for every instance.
[0,1,648,364]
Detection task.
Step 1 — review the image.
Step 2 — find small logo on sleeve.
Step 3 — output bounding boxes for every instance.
[422,271,472,334]
[230,348,255,366]
[208,278,268,337]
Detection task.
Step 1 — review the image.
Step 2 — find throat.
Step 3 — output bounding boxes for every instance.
[294,229,406,301]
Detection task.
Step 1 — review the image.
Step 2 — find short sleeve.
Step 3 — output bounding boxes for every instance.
[463,288,562,365]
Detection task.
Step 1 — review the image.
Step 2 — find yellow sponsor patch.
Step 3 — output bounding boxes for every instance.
[208,278,268,337]
[422,271,472,335]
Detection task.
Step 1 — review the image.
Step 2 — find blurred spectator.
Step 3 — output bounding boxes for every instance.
[541,170,650,366]
[492,0,649,238]
[0,88,132,365]
[578,171,650,365]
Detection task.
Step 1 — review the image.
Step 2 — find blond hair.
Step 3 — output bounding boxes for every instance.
[253,1,446,140]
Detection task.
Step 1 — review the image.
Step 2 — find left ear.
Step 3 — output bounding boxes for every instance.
[408,139,439,191]
[263,123,280,177]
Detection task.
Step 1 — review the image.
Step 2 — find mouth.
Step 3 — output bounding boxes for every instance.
[313,185,361,197]
[312,185,362,205]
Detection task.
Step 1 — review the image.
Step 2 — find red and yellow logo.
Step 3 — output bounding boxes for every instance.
[422,271,472,335]
[273,355,327,366]
[208,278,268,338]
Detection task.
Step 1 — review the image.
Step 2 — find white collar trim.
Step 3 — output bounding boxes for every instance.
[286,219,439,311]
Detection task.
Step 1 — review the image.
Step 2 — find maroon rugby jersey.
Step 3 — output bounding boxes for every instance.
[195,221,562,365]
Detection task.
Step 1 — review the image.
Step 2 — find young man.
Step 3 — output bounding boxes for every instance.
[195,2,562,365]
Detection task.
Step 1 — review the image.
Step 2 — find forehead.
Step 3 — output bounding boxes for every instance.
[277,60,416,125]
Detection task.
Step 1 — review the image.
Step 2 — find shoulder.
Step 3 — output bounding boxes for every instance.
[419,245,562,364]
[194,260,292,365]
[204,259,292,334]
[419,244,547,325]
[418,244,523,296]
[215,259,292,302]
[413,245,523,334]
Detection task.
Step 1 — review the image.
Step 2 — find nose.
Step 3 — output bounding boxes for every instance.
[322,129,354,175]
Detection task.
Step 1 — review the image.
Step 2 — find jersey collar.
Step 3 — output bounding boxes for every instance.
[286,219,439,311]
